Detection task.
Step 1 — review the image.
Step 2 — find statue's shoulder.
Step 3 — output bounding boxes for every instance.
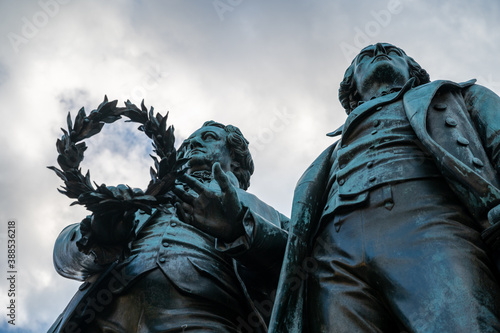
[404,79,477,118]
[410,79,476,93]
[419,79,500,106]
[296,143,337,189]
[460,80,499,100]
[308,142,337,171]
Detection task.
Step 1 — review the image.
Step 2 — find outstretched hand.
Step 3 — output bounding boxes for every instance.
[173,163,245,242]
[77,185,139,264]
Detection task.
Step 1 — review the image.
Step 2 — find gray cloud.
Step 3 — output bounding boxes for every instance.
[0,0,499,331]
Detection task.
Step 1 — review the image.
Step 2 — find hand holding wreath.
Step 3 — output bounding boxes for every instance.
[49,97,188,258]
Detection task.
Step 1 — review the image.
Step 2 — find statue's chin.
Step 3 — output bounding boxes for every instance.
[362,62,408,87]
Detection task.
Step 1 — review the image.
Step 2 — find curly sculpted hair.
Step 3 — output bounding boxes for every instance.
[178,120,254,190]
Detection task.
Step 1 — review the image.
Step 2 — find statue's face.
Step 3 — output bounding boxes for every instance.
[353,43,410,99]
[183,126,232,173]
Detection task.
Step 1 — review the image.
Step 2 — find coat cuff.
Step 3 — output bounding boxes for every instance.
[215,207,287,271]
[215,206,254,255]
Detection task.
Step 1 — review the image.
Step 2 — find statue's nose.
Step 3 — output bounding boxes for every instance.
[374,43,387,56]
[188,136,203,149]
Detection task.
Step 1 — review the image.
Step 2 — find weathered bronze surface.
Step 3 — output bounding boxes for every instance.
[269,43,500,332]
[49,120,288,332]
[50,43,500,332]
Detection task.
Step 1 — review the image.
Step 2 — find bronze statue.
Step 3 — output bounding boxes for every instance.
[49,120,288,332]
[269,43,500,332]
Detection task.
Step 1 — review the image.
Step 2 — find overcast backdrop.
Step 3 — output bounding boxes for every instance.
[0,0,499,331]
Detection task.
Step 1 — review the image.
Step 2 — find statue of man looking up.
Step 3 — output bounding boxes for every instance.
[270,43,500,332]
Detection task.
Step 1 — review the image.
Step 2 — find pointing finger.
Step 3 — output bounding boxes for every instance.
[175,202,190,224]
[213,162,231,193]
[179,174,208,194]
[172,185,197,204]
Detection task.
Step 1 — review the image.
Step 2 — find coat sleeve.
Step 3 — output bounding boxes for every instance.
[464,84,500,259]
[53,223,106,281]
[216,190,288,275]
[53,207,154,281]
[463,84,500,173]
[217,209,288,272]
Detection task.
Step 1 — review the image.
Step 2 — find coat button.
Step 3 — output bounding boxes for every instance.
[433,103,447,111]
[445,117,458,127]
[338,179,345,186]
[324,204,330,211]
[369,176,376,182]
[170,222,177,227]
[457,136,470,146]
[376,106,383,111]
[162,241,169,247]
[371,130,378,135]
[367,162,374,168]
[159,257,166,263]
[373,120,380,127]
[472,158,484,167]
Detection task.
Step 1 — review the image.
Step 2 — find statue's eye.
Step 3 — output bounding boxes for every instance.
[203,132,217,140]
[357,53,369,62]
[388,49,400,55]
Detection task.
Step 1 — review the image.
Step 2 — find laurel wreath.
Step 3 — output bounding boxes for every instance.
[48,96,189,215]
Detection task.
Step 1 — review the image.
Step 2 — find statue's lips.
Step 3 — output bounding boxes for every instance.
[371,55,391,63]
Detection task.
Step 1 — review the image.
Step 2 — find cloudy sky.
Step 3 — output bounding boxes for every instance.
[0,0,499,331]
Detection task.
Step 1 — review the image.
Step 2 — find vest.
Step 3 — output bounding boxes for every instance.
[324,91,440,217]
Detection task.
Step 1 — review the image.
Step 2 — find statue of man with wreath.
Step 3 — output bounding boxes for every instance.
[48,100,288,333]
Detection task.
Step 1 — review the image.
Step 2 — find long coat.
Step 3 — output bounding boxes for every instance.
[268,80,500,333]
